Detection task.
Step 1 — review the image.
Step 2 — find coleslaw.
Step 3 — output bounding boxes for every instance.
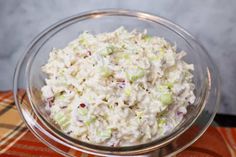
[41,27,195,146]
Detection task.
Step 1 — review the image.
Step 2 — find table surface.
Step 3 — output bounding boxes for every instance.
[0,0,236,114]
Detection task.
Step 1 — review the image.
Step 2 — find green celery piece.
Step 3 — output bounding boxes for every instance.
[100,45,116,56]
[97,129,112,138]
[79,38,88,46]
[54,113,70,128]
[126,66,145,82]
[99,66,113,77]
[157,85,168,92]
[164,82,174,89]
[78,108,88,116]
[124,87,131,96]
[157,84,173,105]
[160,93,173,106]
[149,55,161,61]
[85,116,96,126]
[142,34,152,41]
[114,53,130,63]
[108,104,114,109]
[157,118,166,126]
[61,120,70,128]
[58,95,65,100]
[122,53,130,59]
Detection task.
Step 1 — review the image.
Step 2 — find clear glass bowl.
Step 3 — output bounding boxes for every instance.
[13,9,220,157]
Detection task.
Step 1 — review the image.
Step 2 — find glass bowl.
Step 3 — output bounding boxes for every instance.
[13,9,220,157]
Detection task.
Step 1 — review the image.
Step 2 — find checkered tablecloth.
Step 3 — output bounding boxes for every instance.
[0,91,236,157]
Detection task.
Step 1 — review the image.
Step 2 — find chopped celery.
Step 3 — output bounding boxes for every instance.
[99,66,113,77]
[58,95,65,100]
[121,44,126,49]
[108,104,114,109]
[85,116,96,126]
[107,45,115,54]
[79,38,84,44]
[157,85,173,105]
[79,38,88,46]
[114,53,130,63]
[53,113,70,128]
[157,85,168,92]
[59,69,65,75]
[61,120,70,128]
[78,32,89,46]
[160,93,173,106]
[118,53,130,60]
[157,118,166,126]
[126,66,145,82]
[113,57,120,63]
[97,129,112,139]
[88,95,93,101]
[77,90,82,96]
[78,108,88,116]
[142,34,152,41]
[149,55,162,61]
[54,112,64,120]
[122,53,130,59]
[159,47,165,53]
[100,45,115,56]
[124,87,131,96]
[164,82,174,89]
[67,105,73,112]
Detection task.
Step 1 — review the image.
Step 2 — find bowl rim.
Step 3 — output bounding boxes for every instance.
[14,9,220,156]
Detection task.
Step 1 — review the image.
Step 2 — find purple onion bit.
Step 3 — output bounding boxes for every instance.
[177,111,184,116]
[45,96,54,107]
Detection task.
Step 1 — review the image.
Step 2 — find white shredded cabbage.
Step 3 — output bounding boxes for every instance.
[41,27,195,146]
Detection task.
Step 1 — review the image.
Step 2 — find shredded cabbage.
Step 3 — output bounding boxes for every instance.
[41,27,195,146]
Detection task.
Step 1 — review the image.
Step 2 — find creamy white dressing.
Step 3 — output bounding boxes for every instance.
[41,27,195,146]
